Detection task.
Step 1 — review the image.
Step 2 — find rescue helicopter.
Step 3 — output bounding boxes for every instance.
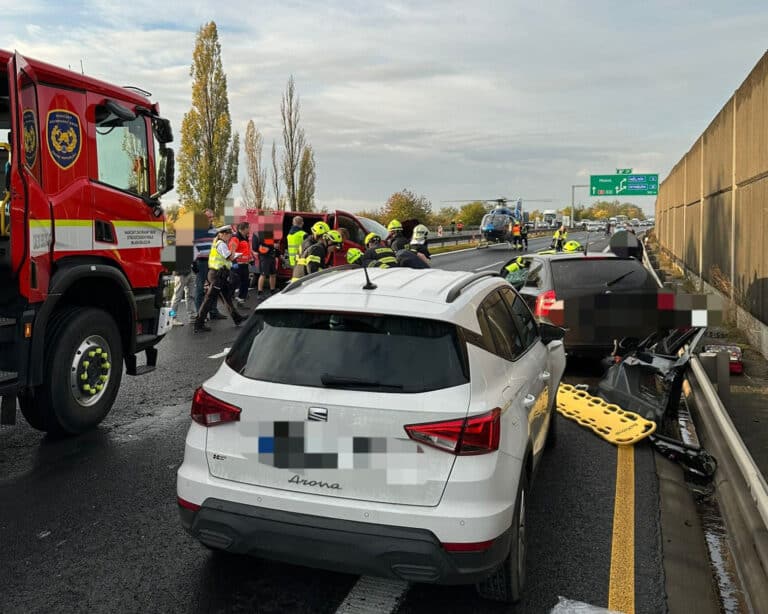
[442,198,552,248]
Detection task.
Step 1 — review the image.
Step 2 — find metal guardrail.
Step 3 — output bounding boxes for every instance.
[687,357,768,608]
[644,240,768,607]
[428,229,553,248]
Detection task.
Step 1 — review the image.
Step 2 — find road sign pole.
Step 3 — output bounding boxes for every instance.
[571,184,589,229]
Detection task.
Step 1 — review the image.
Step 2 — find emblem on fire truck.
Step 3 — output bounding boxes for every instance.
[46,109,81,170]
[23,109,37,169]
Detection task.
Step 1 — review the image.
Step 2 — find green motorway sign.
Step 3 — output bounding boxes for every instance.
[590,174,658,196]
[616,168,632,174]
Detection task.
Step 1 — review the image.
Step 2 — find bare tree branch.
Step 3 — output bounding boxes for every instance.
[271,140,281,211]
[280,75,305,211]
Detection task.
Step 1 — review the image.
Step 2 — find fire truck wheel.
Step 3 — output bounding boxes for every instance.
[22,307,123,434]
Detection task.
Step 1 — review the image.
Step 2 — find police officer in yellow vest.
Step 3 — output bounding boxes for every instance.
[286,216,307,267]
[194,226,247,333]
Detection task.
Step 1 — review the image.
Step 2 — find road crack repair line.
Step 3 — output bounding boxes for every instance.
[334,576,409,614]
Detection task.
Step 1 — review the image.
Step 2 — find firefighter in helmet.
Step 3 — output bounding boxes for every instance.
[363,233,398,268]
[302,220,331,253]
[292,229,343,281]
[386,219,409,252]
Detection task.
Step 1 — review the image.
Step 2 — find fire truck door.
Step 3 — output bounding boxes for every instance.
[88,94,163,289]
[11,54,51,301]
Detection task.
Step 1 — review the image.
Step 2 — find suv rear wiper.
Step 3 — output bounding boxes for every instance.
[605,270,636,287]
[320,374,403,390]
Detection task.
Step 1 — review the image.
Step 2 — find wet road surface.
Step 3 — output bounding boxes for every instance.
[1,231,673,613]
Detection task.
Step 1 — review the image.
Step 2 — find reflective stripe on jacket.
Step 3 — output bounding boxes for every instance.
[363,246,398,268]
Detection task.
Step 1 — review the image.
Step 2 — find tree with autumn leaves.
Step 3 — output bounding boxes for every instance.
[176,22,239,217]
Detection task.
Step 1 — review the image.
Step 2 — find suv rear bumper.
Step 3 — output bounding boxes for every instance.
[180,498,510,585]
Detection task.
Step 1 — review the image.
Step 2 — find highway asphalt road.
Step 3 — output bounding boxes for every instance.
[0,231,675,613]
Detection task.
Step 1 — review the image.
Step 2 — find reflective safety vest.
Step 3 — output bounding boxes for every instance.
[287,229,307,267]
[512,224,521,236]
[553,229,567,241]
[208,239,232,270]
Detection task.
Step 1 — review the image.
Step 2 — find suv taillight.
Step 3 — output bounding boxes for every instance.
[191,387,241,426]
[404,409,500,455]
[534,290,557,318]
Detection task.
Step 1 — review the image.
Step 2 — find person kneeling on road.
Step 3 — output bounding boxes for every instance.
[194,226,247,333]
[362,233,398,268]
[291,230,343,281]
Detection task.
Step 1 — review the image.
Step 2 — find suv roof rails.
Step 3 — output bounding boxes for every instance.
[446,271,500,303]
[281,265,360,293]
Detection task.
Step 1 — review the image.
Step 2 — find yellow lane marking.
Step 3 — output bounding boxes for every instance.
[608,444,635,614]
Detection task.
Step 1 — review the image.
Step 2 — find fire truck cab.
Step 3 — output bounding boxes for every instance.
[0,51,175,434]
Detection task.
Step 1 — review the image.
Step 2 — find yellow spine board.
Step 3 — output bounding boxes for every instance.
[556,384,656,445]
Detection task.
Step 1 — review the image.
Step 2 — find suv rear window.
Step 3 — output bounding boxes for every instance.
[227,310,469,393]
[550,258,657,292]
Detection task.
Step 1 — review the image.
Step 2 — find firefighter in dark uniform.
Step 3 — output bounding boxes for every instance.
[520,222,529,251]
[347,247,390,269]
[291,229,343,281]
[363,233,398,268]
[302,220,331,253]
[386,219,409,252]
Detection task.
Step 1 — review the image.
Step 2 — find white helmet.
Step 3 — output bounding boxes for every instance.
[412,224,429,240]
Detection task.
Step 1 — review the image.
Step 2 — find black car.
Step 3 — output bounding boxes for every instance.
[500,252,661,356]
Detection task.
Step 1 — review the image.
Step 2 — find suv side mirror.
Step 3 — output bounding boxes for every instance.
[540,322,566,345]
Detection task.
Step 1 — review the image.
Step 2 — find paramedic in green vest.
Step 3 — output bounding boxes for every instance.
[286,216,306,267]
[552,225,567,251]
[194,226,247,333]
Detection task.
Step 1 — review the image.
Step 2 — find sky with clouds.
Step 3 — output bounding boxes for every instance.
[3,1,767,216]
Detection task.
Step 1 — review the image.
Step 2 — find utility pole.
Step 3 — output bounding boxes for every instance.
[571,184,588,229]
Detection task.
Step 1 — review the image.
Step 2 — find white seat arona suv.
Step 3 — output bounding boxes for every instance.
[177,267,566,604]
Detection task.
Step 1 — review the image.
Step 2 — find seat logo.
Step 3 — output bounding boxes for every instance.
[46,109,82,170]
[308,407,328,422]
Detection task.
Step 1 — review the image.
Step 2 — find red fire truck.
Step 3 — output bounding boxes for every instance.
[0,51,175,434]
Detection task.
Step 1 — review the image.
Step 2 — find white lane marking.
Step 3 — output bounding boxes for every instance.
[603,245,611,253]
[335,576,410,614]
[473,260,506,272]
[208,347,230,359]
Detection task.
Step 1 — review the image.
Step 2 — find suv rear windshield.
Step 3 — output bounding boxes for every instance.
[550,258,657,292]
[226,310,469,393]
